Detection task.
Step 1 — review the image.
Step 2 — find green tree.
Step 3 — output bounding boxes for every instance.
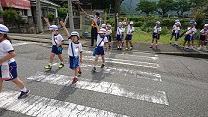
[190,0,208,10]
[135,0,157,16]
[157,0,175,17]
[174,0,191,16]
[58,8,68,19]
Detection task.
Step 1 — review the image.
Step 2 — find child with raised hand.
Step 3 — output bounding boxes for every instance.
[182,20,195,50]
[172,22,180,46]
[0,24,29,99]
[92,19,108,72]
[116,14,125,51]
[150,21,161,49]
[106,24,112,48]
[43,17,64,70]
[197,24,208,50]
[60,21,83,84]
[125,21,134,50]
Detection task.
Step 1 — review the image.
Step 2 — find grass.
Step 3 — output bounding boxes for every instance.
[132,27,185,45]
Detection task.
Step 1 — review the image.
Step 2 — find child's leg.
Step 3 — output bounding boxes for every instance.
[74,68,78,77]
[198,40,201,47]
[101,55,105,64]
[129,40,133,47]
[188,41,191,48]
[0,78,3,93]
[202,41,204,46]
[156,39,158,45]
[49,53,55,64]
[58,54,64,62]
[11,78,25,89]
[93,55,99,66]
[183,40,187,47]
[126,40,129,48]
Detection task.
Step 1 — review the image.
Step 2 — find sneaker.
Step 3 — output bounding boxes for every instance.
[18,89,30,99]
[125,47,128,51]
[58,63,64,68]
[117,48,119,50]
[156,45,158,49]
[72,77,78,84]
[120,48,122,51]
[44,65,52,69]
[100,64,105,69]
[149,45,152,48]
[169,42,172,44]
[92,67,96,72]
[172,44,176,47]
[129,46,133,50]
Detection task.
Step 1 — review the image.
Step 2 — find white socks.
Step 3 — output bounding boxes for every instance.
[21,87,27,92]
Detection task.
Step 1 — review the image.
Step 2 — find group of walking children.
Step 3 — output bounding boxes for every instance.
[43,18,83,85]
[116,16,135,51]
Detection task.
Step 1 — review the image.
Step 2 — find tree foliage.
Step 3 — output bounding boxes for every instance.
[135,0,157,15]
[157,0,175,17]
[174,0,191,16]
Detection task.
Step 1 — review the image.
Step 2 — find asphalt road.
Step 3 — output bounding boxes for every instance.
[0,40,208,117]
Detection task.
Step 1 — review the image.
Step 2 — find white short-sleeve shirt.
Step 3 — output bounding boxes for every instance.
[68,39,82,57]
[0,40,15,64]
[127,25,135,35]
[52,34,64,45]
[175,26,180,33]
[153,26,161,33]
[116,27,125,35]
[106,29,112,36]
[96,35,108,47]
[200,29,208,35]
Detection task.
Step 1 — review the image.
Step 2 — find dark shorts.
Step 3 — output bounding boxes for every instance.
[199,35,206,41]
[152,33,160,39]
[0,61,18,81]
[69,56,79,69]
[175,33,180,39]
[107,35,111,42]
[171,31,175,36]
[184,35,191,41]
[191,35,195,40]
[116,34,123,41]
[93,46,104,56]
[125,34,133,40]
[51,45,62,55]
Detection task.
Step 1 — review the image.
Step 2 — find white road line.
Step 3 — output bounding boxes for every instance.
[84,50,159,60]
[80,64,162,82]
[12,42,36,47]
[83,57,159,68]
[27,72,169,105]
[0,90,128,117]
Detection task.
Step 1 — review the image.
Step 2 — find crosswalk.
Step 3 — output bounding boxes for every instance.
[0,48,169,117]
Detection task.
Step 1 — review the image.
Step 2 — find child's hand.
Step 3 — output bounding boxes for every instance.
[60,21,66,27]
[44,17,49,22]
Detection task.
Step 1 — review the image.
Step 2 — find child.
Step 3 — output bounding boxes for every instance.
[60,21,83,84]
[150,21,161,49]
[92,19,108,72]
[197,24,208,50]
[172,22,180,46]
[191,22,197,49]
[106,24,112,48]
[182,20,195,50]
[125,21,135,50]
[101,24,106,29]
[170,19,181,44]
[0,24,29,99]
[116,15,125,50]
[43,18,64,70]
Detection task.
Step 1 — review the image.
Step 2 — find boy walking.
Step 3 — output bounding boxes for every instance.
[150,21,161,49]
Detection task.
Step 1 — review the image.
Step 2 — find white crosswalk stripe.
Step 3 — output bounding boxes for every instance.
[0,90,128,117]
[26,72,169,105]
[12,42,37,47]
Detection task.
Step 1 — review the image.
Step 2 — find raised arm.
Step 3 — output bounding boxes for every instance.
[93,18,100,32]
[60,21,70,38]
[44,17,50,28]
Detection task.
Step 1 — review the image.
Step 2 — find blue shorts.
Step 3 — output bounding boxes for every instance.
[93,46,104,56]
[152,33,160,39]
[116,34,123,41]
[199,35,206,41]
[191,35,195,40]
[69,56,79,69]
[107,35,111,42]
[51,45,62,55]
[0,61,18,81]
[175,33,180,39]
[184,35,191,41]
[125,34,132,40]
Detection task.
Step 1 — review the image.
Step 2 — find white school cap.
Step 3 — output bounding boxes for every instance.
[204,24,208,27]
[0,24,9,34]
[156,21,160,25]
[98,28,106,34]
[118,22,122,26]
[101,24,106,28]
[130,21,134,25]
[49,25,58,30]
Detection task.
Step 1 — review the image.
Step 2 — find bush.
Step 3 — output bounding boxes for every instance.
[48,13,55,22]
[134,21,144,27]
[3,9,22,24]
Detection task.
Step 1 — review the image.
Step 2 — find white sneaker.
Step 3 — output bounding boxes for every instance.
[197,47,201,50]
